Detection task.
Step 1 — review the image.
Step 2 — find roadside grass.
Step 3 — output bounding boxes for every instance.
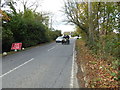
[2,41,55,57]
[76,39,119,88]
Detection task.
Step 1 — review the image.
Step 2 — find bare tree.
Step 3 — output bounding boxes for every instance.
[64,0,89,36]
[2,0,42,13]
[21,0,41,12]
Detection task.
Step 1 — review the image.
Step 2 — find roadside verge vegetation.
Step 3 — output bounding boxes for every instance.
[1,1,61,52]
[76,39,119,88]
[64,0,120,88]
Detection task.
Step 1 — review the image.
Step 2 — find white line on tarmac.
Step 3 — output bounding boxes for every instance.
[48,47,55,51]
[70,42,75,88]
[0,58,34,78]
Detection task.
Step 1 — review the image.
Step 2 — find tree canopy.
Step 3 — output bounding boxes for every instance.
[2,0,61,52]
[64,0,120,59]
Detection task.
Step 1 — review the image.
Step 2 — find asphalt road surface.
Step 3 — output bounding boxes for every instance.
[2,39,76,88]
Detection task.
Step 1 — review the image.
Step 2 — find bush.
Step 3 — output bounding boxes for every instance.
[104,34,120,59]
[2,9,62,52]
[2,28,14,52]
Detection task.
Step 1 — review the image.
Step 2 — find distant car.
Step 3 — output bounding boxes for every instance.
[56,36,63,43]
[74,36,81,39]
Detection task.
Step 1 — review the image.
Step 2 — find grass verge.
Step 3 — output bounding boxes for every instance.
[76,39,119,88]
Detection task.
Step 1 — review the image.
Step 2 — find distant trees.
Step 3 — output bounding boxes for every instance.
[1,0,61,52]
[64,0,120,59]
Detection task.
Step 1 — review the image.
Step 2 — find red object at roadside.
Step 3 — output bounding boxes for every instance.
[11,43,22,50]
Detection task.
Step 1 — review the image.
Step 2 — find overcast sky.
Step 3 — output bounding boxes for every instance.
[38,0,75,33]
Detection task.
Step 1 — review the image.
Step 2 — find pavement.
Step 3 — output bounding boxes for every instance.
[1,39,79,88]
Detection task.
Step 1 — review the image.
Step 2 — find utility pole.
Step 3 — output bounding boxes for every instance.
[50,16,52,30]
[88,0,94,43]
[49,15,53,30]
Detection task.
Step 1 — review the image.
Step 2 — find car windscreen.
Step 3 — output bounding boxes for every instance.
[57,37,63,39]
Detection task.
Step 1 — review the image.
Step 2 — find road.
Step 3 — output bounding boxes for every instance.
[2,39,77,88]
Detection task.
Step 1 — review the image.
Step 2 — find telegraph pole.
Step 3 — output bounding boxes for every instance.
[50,16,52,30]
[88,0,94,43]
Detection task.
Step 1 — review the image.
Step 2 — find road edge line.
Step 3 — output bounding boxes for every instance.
[70,41,75,88]
[70,40,79,88]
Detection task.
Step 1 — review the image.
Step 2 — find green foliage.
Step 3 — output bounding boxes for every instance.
[66,2,120,59]
[2,28,14,51]
[104,34,120,58]
[2,2,61,52]
[110,72,116,77]
[65,2,120,82]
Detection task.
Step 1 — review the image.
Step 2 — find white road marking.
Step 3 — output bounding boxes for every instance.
[0,58,34,78]
[70,42,75,88]
[48,47,55,51]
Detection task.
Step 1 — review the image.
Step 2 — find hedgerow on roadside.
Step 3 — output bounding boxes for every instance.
[76,39,119,88]
[1,1,61,52]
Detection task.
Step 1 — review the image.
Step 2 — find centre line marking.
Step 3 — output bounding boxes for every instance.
[48,47,55,51]
[0,58,34,78]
